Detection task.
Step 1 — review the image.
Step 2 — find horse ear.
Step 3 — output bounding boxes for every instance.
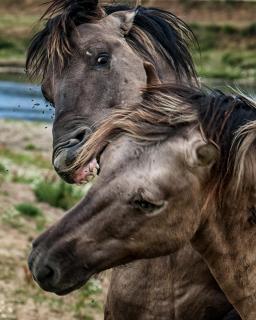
[110,10,136,35]
[195,143,218,167]
[143,62,161,86]
[187,138,218,168]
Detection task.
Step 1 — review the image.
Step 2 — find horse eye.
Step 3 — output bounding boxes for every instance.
[133,199,160,213]
[96,53,110,67]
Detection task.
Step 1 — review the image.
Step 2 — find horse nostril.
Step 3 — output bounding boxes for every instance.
[74,129,87,143]
[36,265,55,284]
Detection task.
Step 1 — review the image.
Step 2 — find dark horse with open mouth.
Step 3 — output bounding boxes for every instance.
[26,1,239,319]
[28,84,256,318]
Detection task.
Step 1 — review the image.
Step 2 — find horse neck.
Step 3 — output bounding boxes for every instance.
[154,55,176,82]
[154,54,197,85]
[192,196,256,319]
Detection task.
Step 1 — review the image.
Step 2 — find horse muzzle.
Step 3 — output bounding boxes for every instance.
[28,246,92,295]
[52,126,91,183]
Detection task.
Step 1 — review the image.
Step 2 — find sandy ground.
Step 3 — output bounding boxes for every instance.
[0,120,108,320]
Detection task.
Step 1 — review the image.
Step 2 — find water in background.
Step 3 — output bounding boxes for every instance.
[0,74,255,122]
[0,76,54,122]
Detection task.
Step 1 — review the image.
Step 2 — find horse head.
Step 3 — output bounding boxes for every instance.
[26,0,197,183]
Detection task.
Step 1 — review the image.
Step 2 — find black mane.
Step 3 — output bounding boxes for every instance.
[26,0,102,79]
[143,84,256,151]
[105,5,197,81]
[26,1,197,81]
[142,84,256,201]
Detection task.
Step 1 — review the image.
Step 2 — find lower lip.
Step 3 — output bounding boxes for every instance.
[53,274,92,296]
[55,282,85,296]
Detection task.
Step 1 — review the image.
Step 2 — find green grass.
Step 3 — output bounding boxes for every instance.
[0,162,7,175]
[194,49,256,80]
[0,13,41,62]
[11,174,36,184]
[15,202,43,217]
[0,35,28,61]
[74,279,103,319]
[0,147,51,169]
[2,204,46,232]
[35,214,47,231]
[190,22,256,51]
[189,22,256,79]
[2,208,24,229]
[21,277,103,320]
[0,72,28,82]
[0,12,255,80]
[0,162,8,184]
[25,143,37,151]
[34,179,85,210]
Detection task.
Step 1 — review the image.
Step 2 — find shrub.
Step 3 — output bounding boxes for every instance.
[34,179,84,210]
[242,23,256,37]
[222,25,237,35]
[0,162,7,175]
[25,143,36,151]
[222,52,243,67]
[15,202,43,217]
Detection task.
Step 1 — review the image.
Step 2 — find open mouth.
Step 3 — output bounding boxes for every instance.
[96,144,108,165]
[72,158,99,185]
[72,143,109,185]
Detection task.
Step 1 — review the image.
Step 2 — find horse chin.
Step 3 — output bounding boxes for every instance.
[55,170,76,184]
[38,272,94,296]
[54,276,92,296]
[52,149,77,183]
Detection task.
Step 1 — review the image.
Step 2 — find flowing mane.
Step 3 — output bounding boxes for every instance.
[74,84,256,204]
[26,0,197,81]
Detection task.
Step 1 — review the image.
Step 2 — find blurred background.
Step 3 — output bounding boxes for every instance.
[0,1,255,319]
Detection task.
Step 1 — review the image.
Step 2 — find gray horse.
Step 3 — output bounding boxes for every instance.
[26,1,239,319]
[28,84,256,318]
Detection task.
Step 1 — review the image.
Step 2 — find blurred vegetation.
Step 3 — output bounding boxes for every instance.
[0,1,255,80]
[15,202,43,217]
[0,162,8,175]
[0,14,41,62]
[0,119,103,319]
[0,0,256,79]
[34,178,85,210]
[0,147,51,168]
[191,22,256,80]
[15,202,46,230]
[74,279,103,319]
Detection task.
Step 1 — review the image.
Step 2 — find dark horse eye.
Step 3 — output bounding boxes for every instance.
[133,199,162,213]
[96,53,110,67]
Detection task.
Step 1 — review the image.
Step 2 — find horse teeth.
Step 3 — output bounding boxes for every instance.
[87,175,94,182]
[93,168,98,175]
[89,162,96,171]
